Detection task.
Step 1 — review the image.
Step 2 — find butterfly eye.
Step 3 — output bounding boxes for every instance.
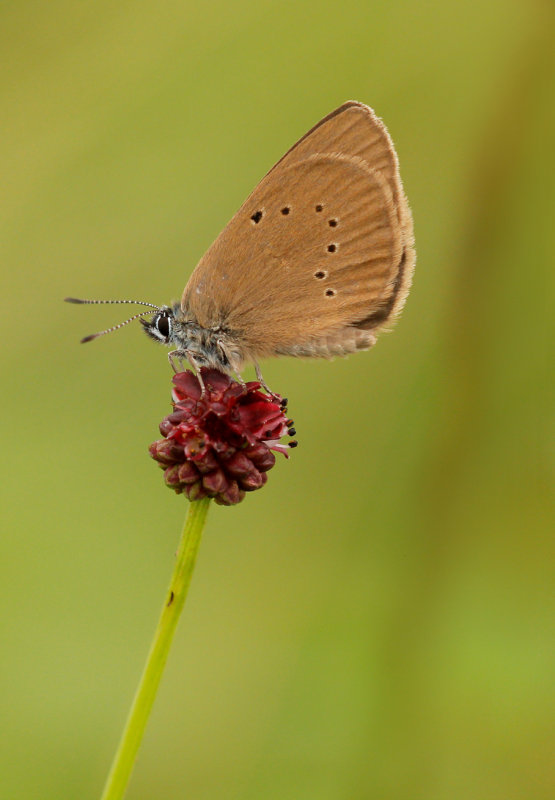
[156,314,171,339]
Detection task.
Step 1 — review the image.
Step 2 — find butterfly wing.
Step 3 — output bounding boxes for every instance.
[267,101,407,226]
[182,103,414,362]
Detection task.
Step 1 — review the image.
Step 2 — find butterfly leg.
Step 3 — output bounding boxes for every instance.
[232,368,247,390]
[215,337,246,389]
[186,354,207,396]
[254,361,275,396]
[168,350,181,373]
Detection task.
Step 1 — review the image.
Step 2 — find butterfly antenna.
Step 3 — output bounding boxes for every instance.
[65,297,161,310]
[80,310,156,344]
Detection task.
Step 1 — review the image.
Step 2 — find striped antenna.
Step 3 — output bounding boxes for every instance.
[79,310,156,344]
[65,297,160,311]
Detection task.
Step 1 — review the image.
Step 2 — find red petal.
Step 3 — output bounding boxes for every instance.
[178,462,200,484]
[184,481,208,500]
[217,480,244,505]
[172,371,201,400]
[202,369,232,395]
[164,465,181,488]
[194,449,219,474]
[202,468,228,494]
[224,451,254,478]
[239,466,264,491]
[246,446,275,472]
[234,401,280,434]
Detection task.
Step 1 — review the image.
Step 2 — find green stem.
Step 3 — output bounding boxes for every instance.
[100,497,211,800]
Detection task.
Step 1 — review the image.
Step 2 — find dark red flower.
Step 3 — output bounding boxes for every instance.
[149,369,297,505]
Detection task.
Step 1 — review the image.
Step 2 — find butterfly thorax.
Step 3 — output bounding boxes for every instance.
[141,302,245,373]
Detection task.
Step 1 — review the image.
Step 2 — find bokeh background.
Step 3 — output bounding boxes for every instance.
[1,1,553,798]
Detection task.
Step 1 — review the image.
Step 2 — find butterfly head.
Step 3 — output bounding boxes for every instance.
[138,304,216,368]
[140,305,177,345]
[65,296,240,372]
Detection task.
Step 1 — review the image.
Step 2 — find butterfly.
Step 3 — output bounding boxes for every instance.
[67,101,414,389]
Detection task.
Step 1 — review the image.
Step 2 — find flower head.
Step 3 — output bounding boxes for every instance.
[149,369,297,505]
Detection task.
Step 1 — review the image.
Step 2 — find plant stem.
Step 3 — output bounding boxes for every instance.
[100,497,211,800]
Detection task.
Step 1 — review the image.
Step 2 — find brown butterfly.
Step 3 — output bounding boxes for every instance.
[67,101,415,388]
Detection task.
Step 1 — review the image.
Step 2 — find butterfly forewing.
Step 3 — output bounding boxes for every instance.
[264,101,415,321]
[184,155,401,355]
[182,102,414,363]
[268,101,406,225]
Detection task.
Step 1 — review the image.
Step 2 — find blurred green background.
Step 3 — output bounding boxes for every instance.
[1,1,553,798]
